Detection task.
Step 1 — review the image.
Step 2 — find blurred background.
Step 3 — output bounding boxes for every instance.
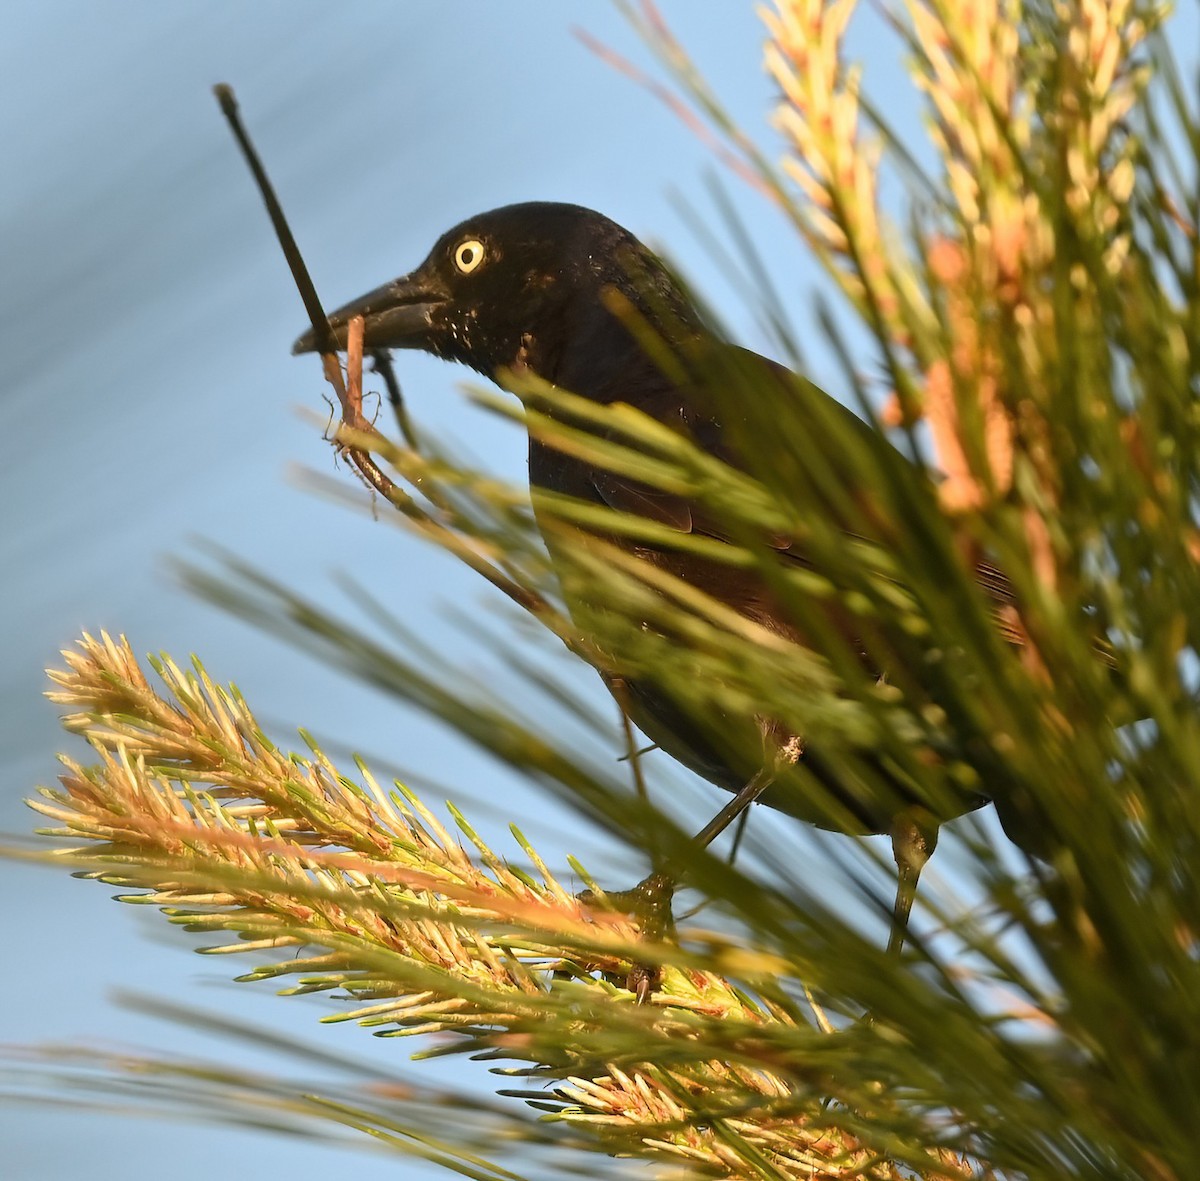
[8,2,1190,1177]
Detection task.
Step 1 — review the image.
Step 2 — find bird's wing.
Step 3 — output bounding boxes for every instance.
[589,461,695,532]
[586,344,1025,628]
[588,345,891,549]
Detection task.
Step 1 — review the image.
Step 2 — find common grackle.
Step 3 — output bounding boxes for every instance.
[294,202,1008,989]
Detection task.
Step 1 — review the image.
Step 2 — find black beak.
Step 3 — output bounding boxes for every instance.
[292,272,447,355]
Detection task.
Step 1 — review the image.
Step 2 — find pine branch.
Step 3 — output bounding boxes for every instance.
[26,631,972,1181]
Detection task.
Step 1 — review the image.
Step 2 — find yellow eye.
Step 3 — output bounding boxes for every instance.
[453,238,486,274]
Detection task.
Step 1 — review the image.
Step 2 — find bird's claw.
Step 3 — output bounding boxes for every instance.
[629,962,661,1003]
[577,871,676,1003]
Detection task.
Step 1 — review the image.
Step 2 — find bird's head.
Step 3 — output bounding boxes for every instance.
[293,202,702,386]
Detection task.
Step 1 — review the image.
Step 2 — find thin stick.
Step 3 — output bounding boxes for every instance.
[213,84,339,361]
[369,349,422,451]
[213,83,555,622]
[347,315,365,415]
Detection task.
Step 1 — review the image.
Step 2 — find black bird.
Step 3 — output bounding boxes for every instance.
[294,202,1002,985]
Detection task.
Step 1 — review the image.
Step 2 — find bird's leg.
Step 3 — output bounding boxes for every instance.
[583,721,799,1000]
[691,765,777,847]
[887,808,939,957]
[581,766,777,1000]
[677,806,750,923]
[727,809,752,866]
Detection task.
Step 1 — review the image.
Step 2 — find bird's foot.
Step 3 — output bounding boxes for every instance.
[578,871,676,1002]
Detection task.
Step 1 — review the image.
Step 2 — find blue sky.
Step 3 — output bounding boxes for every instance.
[3,3,1195,1178]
